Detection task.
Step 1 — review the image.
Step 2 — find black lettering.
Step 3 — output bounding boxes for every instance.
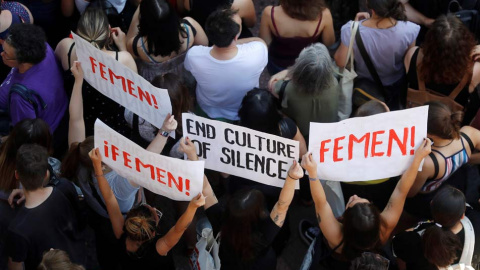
[254,155,265,173]
[225,128,234,144]
[255,135,265,151]
[277,142,287,157]
[287,144,295,159]
[245,153,254,171]
[235,150,245,169]
[266,158,277,177]
[202,142,211,159]
[220,148,231,164]
[206,124,216,139]
[247,134,255,149]
[266,139,276,154]
[195,121,206,137]
[186,119,195,135]
[191,140,203,157]
[278,160,288,180]
[235,131,247,147]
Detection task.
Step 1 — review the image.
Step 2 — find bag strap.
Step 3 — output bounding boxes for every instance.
[355,27,387,98]
[8,83,47,116]
[459,216,475,266]
[278,80,289,102]
[342,21,359,71]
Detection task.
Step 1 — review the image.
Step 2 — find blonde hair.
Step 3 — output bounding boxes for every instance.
[37,249,85,270]
[76,7,109,49]
[125,213,156,241]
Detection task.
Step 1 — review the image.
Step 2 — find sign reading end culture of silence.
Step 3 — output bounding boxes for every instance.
[182,113,300,189]
[309,106,428,182]
[94,120,204,201]
[73,33,172,132]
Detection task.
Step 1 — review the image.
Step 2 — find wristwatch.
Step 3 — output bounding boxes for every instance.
[160,129,170,137]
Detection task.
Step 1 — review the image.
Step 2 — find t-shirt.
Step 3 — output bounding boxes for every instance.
[392,208,480,270]
[93,170,139,214]
[205,203,281,270]
[340,20,420,85]
[6,187,86,269]
[118,233,175,269]
[0,43,67,131]
[184,41,268,120]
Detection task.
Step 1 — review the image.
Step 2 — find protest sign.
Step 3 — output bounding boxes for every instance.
[94,119,204,201]
[309,106,428,182]
[182,113,300,189]
[73,33,172,131]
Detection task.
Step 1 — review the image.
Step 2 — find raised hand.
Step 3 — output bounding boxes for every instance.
[70,61,84,82]
[179,137,198,161]
[288,160,303,180]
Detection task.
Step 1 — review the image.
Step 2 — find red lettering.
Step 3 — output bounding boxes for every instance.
[103,140,109,158]
[89,56,97,73]
[348,133,370,160]
[99,62,107,80]
[319,139,331,163]
[127,79,137,98]
[111,144,119,161]
[168,173,183,192]
[108,68,127,93]
[135,157,155,180]
[122,151,132,168]
[387,128,408,157]
[371,131,385,157]
[137,86,152,106]
[156,168,166,184]
[333,136,345,162]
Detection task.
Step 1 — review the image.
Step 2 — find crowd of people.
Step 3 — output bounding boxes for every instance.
[0,0,480,269]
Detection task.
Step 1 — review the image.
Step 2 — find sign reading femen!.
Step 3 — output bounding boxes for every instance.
[73,33,172,131]
[182,113,300,189]
[309,106,428,182]
[94,120,204,201]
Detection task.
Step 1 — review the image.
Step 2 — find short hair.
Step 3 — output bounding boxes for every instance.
[280,0,326,20]
[15,144,49,191]
[6,24,46,64]
[288,43,335,95]
[38,249,85,270]
[205,8,240,48]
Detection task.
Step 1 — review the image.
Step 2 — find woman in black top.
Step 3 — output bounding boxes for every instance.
[180,137,302,270]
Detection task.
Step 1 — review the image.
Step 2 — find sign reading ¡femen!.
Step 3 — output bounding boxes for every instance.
[308,106,428,182]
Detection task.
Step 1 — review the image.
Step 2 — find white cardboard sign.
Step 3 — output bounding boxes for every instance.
[94,120,204,201]
[73,33,172,130]
[182,113,300,189]
[308,106,428,182]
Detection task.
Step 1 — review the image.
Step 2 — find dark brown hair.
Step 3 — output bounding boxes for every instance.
[420,15,475,85]
[426,101,463,140]
[60,137,95,183]
[354,100,389,117]
[16,144,49,191]
[422,186,465,267]
[38,249,85,270]
[0,119,52,191]
[367,0,406,21]
[280,0,326,21]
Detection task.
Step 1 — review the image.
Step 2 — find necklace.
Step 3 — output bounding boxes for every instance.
[432,139,454,148]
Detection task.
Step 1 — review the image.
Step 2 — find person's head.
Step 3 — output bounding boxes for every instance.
[349,252,389,270]
[422,186,465,267]
[222,189,268,260]
[426,101,462,140]
[279,0,326,20]
[151,73,192,134]
[15,144,49,192]
[76,7,110,49]
[0,119,52,191]
[205,8,240,48]
[60,136,95,183]
[367,0,406,21]
[138,0,186,57]
[354,100,390,117]
[238,88,283,136]
[123,204,162,253]
[288,43,335,95]
[2,24,46,68]
[342,196,382,260]
[38,249,85,270]
[420,15,476,85]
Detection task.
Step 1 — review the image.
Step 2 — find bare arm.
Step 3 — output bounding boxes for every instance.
[404,46,419,73]
[233,0,256,28]
[68,62,86,147]
[183,17,209,46]
[380,139,431,243]
[61,0,75,17]
[321,9,335,47]
[334,43,348,69]
[89,148,125,239]
[259,6,273,46]
[118,52,138,73]
[270,160,302,227]
[126,7,140,56]
[8,258,22,270]
[145,114,177,153]
[302,153,344,249]
[156,193,204,255]
[401,0,434,27]
[407,156,434,197]
[293,127,307,157]
[236,37,266,46]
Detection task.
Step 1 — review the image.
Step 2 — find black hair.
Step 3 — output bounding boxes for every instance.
[138,0,187,57]
[205,8,240,48]
[6,24,46,64]
[15,144,49,191]
[238,88,283,136]
[367,0,406,21]
[349,252,389,270]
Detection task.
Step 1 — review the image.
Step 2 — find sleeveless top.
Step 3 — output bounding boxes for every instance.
[407,48,471,107]
[63,42,131,137]
[422,132,474,192]
[1,2,30,23]
[268,6,322,69]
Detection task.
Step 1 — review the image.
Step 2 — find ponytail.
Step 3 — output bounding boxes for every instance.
[427,101,463,139]
[367,0,407,21]
[422,224,462,267]
[76,8,110,49]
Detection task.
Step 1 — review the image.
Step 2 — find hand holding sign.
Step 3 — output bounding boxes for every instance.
[162,113,177,133]
[88,148,103,175]
[301,153,317,177]
[71,61,84,82]
[189,193,206,209]
[414,138,432,162]
[288,160,303,180]
[180,137,198,161]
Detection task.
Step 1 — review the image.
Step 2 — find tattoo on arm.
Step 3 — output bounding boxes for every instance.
[316,213,321,224]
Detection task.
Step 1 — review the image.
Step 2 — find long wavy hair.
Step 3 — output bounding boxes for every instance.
[419,15,475,85]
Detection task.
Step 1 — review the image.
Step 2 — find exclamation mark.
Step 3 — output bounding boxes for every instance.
[152,95,159,109]
[410,126,415,155]
[185,179,190,196]
[104,141,109,158]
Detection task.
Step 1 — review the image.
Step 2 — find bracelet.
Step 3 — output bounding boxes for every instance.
[95,173,104,178]
[287,172,298,180]
[309,177,318,181]
[159,129,170,137]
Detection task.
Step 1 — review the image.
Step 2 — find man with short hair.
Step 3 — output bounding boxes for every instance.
[184,8,268,121]
[6,144,85,270]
